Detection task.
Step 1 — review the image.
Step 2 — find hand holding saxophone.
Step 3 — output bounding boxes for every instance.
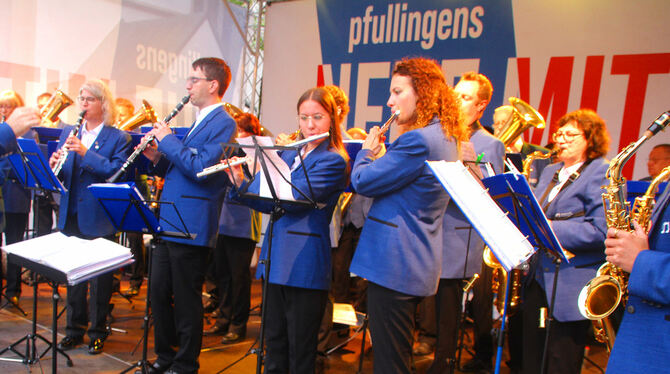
[604,222,649,273]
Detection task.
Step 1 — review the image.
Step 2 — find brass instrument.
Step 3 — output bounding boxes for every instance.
[482,102,550,316]
[631,165,670,228]
[40,90,73,128]
[379,110,400,136]
[496,97,545,147]
[117,100,157,131]
[222,102,243,117]
[578,110,670,351]
[52,110,86,177]
[107,95,190,183]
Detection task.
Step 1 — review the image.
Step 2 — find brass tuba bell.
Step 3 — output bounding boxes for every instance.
[496,97,545,147]
[222,102,244,117]
[39,90,73,128]
[117,100,158,131]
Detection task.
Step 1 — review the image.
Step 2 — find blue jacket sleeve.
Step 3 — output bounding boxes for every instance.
[351,131,428,197]
[629,250,670,305]
[0,123,17,155]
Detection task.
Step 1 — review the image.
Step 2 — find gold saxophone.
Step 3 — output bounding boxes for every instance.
[578,111,670,352]
[483,148,557,315]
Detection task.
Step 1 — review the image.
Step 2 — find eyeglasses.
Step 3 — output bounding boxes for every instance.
[187,76,213,85]
[552,131,583,142]
[297,114,327,123]
[77,96,99,104]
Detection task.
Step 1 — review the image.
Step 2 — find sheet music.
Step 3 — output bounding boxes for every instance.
[427,160,535,271]
[2,232,134,285]
[237,135,295,201]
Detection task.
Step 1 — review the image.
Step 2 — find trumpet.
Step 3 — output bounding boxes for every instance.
[107,95,190,183]
[52,110,86,177]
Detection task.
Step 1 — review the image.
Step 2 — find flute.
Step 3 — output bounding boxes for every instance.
[107,95,190,183]
[52,110,86,177]
[196,132,331,178]
[378,110,400,135]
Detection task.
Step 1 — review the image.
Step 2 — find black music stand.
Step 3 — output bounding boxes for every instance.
[214,137,319,374]
[0,138,70,369]
[87,182,195,374]
[481,172,568,374]
[3,235,134,373]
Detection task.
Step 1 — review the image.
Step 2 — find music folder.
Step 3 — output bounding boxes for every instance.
[7,138,66,193]
[87,182,161,234]
[427,160,538,272]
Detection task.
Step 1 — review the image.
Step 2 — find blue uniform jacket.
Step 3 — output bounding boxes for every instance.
[57,124,132,237]
[151,105,236,248]
[218,186,261,242]
[233,140,347,290]
[0,122,18,156]
[349,120,459,297]
[607,184,670,373]
[533,158,609,321]
[441,128,505,279]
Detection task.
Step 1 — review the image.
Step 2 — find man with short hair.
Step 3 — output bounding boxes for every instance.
[141,57,237,374]
[642,144,670,181]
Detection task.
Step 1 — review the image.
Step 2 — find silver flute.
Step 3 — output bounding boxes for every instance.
[52,110,86,177]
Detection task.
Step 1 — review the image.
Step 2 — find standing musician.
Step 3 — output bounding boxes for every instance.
[426,72,505,374]
[204,112,262,344]
[522,109,610,374]
[604,169,670,372]
[140,57,237,374]
[348,57,465,374]
[0,90,32,307]
[225,86,349,373]
[48,80,132,354]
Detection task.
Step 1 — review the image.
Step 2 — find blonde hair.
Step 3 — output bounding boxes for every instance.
[80,80,117,125]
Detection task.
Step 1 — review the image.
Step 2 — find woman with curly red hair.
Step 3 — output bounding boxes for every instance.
[349,57,466,373]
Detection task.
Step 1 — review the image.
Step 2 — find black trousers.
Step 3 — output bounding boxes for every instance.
[470,261,494,363]
[367,282,422,374]
[427,279,463,374]
[127,232,145,288]
[35,193,56,237]
[151,240,208,374]
[3,212,28,298]
[62,214,114,340]
[521,280,590,374]
[212,234,256,334]
[264,283,327,374]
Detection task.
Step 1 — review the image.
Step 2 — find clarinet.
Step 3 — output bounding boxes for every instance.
[52,110,86,177]
[107,95,190,183]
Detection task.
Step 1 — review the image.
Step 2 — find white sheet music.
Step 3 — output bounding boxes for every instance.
[427,160,535,271]
[237,135,295,201]
[2,232,133,285]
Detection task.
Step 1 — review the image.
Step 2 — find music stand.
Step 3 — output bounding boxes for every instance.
[87,182,195,374]
[481,172,569,374]
[0,138,70,369]
[215,137,319,374]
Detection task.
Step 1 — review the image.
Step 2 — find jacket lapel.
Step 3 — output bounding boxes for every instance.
[184,106,222,145]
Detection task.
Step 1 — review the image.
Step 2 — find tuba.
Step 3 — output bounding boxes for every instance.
[496,97,545,147]
[117,100,158,131]
[578,110,670,351]
[39,90,73,128]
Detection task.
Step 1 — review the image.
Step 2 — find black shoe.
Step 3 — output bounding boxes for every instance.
[203,324,227,336]
[412,341,434,356]
[147,361,171,374]
[58,335,83,351]
[461,358,492,373]
[123,286,140,297]
[88,337,105,355]
[221,331,245,344]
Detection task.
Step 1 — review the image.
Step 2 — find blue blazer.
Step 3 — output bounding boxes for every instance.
[233,140,348,290]
[151,105,236,248]
[349,120,459,297]
[607,185,670,373]
[218,186,262,243]
[533,158,609,321]
[57,124,132,237]
[0,123,18,156]
[441,127,505,279]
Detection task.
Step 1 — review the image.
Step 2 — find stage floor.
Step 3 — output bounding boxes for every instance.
[0,275,608,373]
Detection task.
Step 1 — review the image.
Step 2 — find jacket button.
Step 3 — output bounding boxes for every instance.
[626,305,635,314]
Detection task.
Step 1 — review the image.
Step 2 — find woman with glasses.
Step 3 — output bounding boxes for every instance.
[48,80,132,355]
[522,109,610,374]
[225,87,349,373]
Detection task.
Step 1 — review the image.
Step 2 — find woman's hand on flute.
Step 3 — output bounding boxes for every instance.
[362,126,386,159]
[223,156,247,188]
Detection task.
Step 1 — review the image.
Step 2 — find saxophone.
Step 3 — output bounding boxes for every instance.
[578,110,670,352]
